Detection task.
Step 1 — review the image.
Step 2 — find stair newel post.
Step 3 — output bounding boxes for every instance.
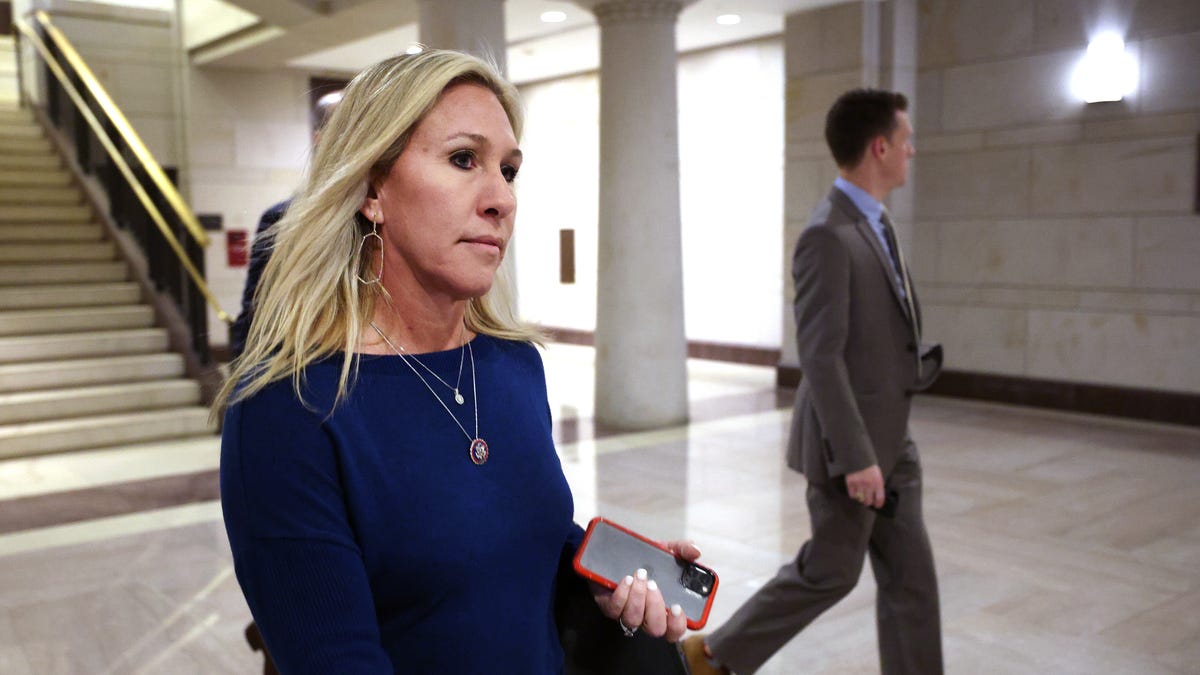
[185,232,210,364]
[73,84,90,171]
[40,26,60,128]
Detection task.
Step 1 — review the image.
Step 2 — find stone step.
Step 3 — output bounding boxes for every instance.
[0,107,29,122]
[0,406,215,459]
[0,125,42,140]
[0,169,71,187]
[0,223,103,242]
[0,107,27,122]
[0,282,140,309]
[0,305,154,336]
[0,205,92,222]
[0,154,60,170]
[0,263,127,286]
[0,137,53,155]
[0,241,115,263]
[0,380,200,425]
[0,186,81,204]
[0,328,167,364]
[0,352,184,393]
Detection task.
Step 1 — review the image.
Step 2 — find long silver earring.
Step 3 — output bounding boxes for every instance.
[357,214,383,285]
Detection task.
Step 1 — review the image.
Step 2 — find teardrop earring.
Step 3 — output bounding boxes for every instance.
[357,214,383,286]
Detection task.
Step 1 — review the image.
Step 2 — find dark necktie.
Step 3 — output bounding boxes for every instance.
[880,213,905,283]
[880,211,921,342]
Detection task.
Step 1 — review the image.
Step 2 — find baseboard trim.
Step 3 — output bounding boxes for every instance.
[544,327,781,367]
[775,365,1200,428]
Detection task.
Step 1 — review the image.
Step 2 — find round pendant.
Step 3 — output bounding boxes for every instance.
[454,391,465,405]
[469,438,489,465]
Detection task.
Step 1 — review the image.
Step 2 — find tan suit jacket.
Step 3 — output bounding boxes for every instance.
[786,187,935,483]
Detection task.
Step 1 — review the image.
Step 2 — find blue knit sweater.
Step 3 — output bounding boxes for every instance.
[221,335,581,673]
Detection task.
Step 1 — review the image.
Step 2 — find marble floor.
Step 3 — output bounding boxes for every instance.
[0,343,1197,674]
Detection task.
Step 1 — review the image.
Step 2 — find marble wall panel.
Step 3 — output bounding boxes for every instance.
[110,63,175,116]
[1139,32,1200,114]
[938,218,1134,288]
[1125,0,1200,38]
[915,148,1030,218]
[233,121,309,171]
[1030,137,1194,215]
[1078,291,1196,315]
[1027,310,1200,393]
[917,132,984,153]
[984,123,1082,148]
[785,3,864,77]
[124,115,176,167]
[1033,0,1120,52]
[785,70,863,142]
[185,118,236,167]
[1035,1,1200,51]
[186,68,310,125]
[916,70,942,134]
[923,303,1028,375]
[911,220,939,285]
[52,15,173,56]
[1082,112,1200,142]
[786,138,828,160]
[940,50,1081,131]
[1134,216,1200,291]
[918,0,1035,68]
[784,157,837,224]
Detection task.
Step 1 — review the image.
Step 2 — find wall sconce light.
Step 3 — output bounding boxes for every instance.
[1071,31,1138,103]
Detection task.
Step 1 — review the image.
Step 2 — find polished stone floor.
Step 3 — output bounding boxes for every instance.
[0,343,1197,674]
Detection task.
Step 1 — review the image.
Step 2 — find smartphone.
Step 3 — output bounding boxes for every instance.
[573,517,718,630]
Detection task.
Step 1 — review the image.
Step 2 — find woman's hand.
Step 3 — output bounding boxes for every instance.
[590,539,702,643]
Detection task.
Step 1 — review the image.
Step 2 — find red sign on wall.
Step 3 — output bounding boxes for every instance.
[227,230,249,267]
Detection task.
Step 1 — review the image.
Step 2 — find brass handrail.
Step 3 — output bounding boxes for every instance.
[15,16,233,324]
[33,10,210,249]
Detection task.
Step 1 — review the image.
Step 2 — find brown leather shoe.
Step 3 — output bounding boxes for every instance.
[680,634,730,675]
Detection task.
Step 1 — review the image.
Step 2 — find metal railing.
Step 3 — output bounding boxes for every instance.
[14,10,231,363]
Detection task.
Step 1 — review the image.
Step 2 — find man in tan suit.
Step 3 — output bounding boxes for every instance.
[683,89,943,674]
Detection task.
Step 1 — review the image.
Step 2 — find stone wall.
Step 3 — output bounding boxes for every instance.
[782,0,1200,396]
[914,0,1200,394]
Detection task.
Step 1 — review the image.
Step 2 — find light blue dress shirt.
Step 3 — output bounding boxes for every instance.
[833,176,905,297]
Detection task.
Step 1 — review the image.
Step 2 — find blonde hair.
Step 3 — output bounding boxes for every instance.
[213,50,541,418]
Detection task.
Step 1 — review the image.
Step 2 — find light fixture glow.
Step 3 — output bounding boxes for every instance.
[406,44,424,55]
[716,14,741,26]
[1071,31,1138,103]
[541,11,567,23]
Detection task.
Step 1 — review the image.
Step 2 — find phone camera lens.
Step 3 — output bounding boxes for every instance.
[680,565,714,597]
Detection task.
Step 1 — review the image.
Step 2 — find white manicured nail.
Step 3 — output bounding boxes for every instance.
[622,575,633,586]
[670,604,682,616]
[647,579,658,592]
[636,568,647,581]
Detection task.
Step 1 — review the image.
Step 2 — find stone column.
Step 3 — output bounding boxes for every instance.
[416,0,508,75]
[882,0,918,252]
[575,0,692,430]
[417,0,520,312]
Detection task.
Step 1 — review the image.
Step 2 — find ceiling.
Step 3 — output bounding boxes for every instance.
[184,0,839,84]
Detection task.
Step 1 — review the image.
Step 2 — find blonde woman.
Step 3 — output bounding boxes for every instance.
[216,51,698,672]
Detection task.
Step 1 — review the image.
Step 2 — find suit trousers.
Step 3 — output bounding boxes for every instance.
[707,450,942,675]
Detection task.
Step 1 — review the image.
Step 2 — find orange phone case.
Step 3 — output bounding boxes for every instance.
[573,517,718,630]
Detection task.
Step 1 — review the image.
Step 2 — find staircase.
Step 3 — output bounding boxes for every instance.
[0,104,214,460]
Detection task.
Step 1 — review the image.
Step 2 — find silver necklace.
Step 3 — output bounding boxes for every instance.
[376,322,467,404]
[369,322,489,465]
